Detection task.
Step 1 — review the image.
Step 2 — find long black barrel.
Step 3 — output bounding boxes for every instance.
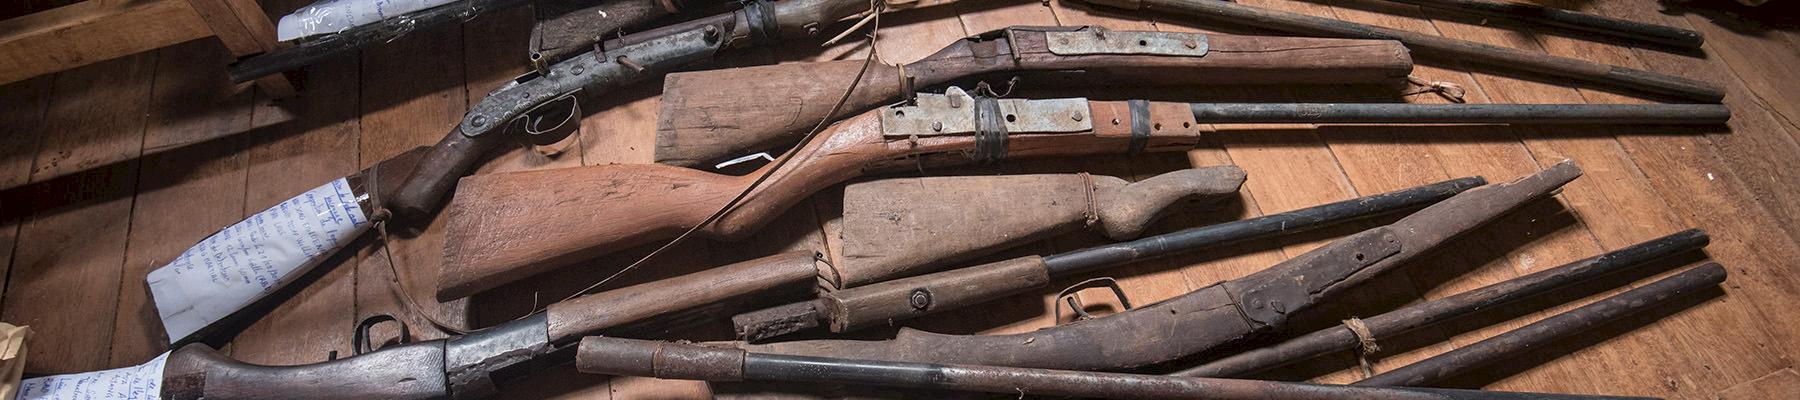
[1190,103,1730,125]
[1176,229,1708,377]
[1042,176,1484,278]
[1357,262,1727,386]
[577,337,1656,400]
[1377,0,1703,49]
[1070,0,1724,102]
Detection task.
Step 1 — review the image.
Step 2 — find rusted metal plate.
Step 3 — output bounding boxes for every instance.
[880,87,1091,138]
[1045,29,1208,57]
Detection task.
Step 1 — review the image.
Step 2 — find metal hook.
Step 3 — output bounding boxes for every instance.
[353,314,411,355]
[1053,277,1134,324]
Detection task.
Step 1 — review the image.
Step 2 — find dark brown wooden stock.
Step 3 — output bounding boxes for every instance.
[387,126,501,221]
[1356,263,1727,387]
[544,251,824,341]
[654,28,1413,166]
[436,100,1204,300]
[1073,0,1724,102]
[1176,229,1709,378]
[831,167,1246,288]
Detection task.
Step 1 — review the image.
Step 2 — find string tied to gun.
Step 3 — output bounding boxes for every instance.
[1342,317,1382,378]
[1402,75,1468,103]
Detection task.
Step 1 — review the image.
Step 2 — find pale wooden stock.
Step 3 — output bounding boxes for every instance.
[439,101,1205,300]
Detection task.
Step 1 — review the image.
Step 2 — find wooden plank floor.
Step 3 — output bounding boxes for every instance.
[2,0,1798,398]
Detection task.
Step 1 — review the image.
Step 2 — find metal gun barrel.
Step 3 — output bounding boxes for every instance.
[1043,176,1484,277]
[1188,103,1729,125]
[1357,262,1728,387]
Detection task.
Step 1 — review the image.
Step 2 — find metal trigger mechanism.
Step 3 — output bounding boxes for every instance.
[516,91,583,155]
[1054,277,1135,324]
[353,314,412,355]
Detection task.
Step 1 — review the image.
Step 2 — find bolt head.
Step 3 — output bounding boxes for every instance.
[909,289,933,310]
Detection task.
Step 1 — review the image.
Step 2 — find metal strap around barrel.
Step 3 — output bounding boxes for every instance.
[973,95,1008,164]
[1128,99,1151,155]
[743,0,778,44]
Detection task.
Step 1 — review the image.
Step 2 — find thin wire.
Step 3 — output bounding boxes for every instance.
[549,1,889,308]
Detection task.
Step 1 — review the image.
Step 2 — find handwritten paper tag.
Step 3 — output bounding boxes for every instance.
[16,352,167,400]
[147,178,370,343]
[276,0,461,41]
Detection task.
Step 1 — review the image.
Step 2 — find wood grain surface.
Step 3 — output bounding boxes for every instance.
[0,0,1795,398]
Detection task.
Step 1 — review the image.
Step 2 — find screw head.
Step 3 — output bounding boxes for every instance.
[909,289,933,310]
[470,115,488,128]
[931,121,944,132]
[1071,112,1084,122]
[1183,39,1198,49]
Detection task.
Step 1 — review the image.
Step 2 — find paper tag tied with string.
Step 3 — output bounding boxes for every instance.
[146,178,372,344]
[16,352,168,400]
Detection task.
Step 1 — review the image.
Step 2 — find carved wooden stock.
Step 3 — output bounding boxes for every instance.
[831,167,1246,288]
[438,98,1206,300]
[654,27,1415,166]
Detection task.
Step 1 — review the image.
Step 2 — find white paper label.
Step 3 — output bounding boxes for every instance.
[147,178,370,343]
[16,352,168,400]
[276,0,461,41]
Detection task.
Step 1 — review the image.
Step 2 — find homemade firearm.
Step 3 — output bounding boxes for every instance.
[1065,0,1726,102]
[651,25,1418,166]
[146,251,824,399]
[442,88,1723,299]
[736,177,1485,341]
[1356,263,1727,387]
[829,167,1248,289]
[706,163,1581,371]
[1373,0,1703,49]
[1177,229,1709,378]
[575,337,1655,400]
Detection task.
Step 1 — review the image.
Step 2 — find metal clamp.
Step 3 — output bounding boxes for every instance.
[1054,277,1135,324]
[880,87,1092,138]
[1045,29,1208,57]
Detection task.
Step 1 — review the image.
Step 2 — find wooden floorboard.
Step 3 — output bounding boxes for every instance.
[0,0,1796,398]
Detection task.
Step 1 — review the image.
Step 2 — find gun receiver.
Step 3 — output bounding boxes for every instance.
[576,337,1654,400]
[653,26,1417,167]
[734,177,1485,341]
[438,92,1213,300]
[713,163,1581,371]
[384,0,903,221]
[149,251,823,400]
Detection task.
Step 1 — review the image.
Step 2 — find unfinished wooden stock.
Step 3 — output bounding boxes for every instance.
[1072,0,1724,102]
[726,164,1579,370]
[653,27,1413,166]
[832,167,1247,288]
[544,251,824,341]
[438,98,1204,300]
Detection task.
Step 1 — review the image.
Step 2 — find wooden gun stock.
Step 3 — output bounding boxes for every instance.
[439,98,1205,300]
[654,27,1415,166]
